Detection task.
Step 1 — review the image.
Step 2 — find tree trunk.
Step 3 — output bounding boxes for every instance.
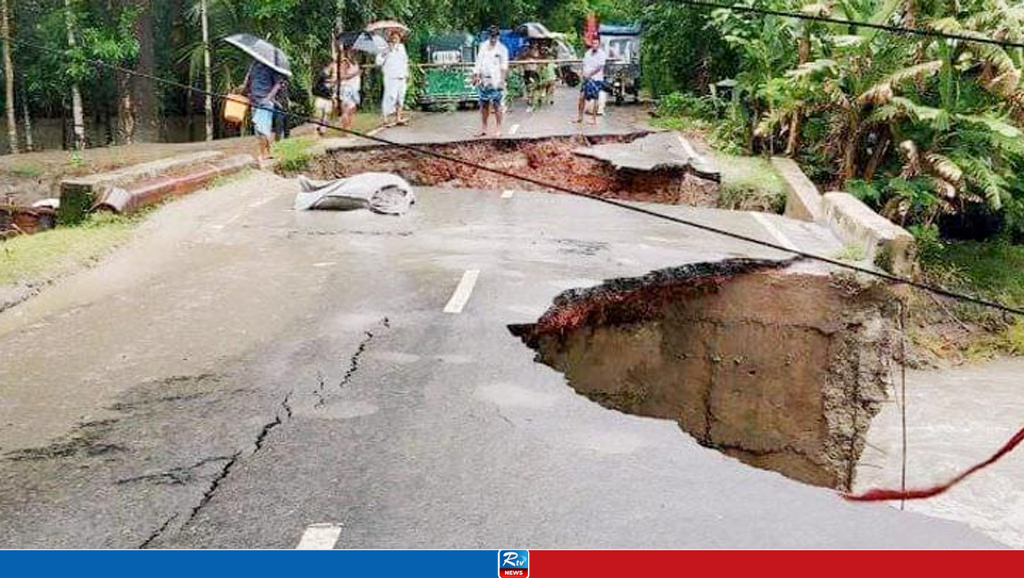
[201,0,213,141]
[21,96,32,151]
[133,0,158,141]
[2,0,19,154]
[863,130,891,182]
[840,116,861,185]
[117,70,135,144]
[786,30,812,156]
[65,0,86,150]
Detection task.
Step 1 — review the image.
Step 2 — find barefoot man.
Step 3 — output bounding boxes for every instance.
[576,35,608,126]
[243,61,285,162]
[472,25,509,137]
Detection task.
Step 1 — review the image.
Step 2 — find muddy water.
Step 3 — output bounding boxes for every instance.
[309,134,720,206]
[857,358,1024,547]
[511,259,899,490]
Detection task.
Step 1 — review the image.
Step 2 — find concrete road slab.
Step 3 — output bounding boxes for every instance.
[0,171,1001,549]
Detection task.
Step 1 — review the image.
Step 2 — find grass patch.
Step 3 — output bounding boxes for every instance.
[0,212,140,287]
[10,164,44,179]
[716,155,788,213]
[272,136,318,172]
[914,239,1024,360]
[833,243,868,262]
[924,240,1024,307]
[208,169,254,189]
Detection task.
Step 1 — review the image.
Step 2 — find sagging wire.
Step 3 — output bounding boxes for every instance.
[674,0,1024,50]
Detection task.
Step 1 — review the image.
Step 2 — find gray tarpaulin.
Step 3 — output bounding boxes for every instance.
[295,173,416,215]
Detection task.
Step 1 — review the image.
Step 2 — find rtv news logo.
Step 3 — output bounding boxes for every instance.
[498,550,529,578]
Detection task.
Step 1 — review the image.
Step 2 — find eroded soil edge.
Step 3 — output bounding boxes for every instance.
[510,259,898,490]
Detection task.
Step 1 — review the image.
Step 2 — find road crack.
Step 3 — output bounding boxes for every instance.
[139,513,178,549]
[139,391,295,547]
[117,455,236,486]
[315,317,390,410]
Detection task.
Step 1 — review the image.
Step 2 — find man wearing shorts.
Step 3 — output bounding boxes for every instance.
[472,25,509,137]
[243,61,284,162]
[576,36,608,126]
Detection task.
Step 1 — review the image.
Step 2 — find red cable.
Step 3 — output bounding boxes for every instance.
[845,424,1024,501]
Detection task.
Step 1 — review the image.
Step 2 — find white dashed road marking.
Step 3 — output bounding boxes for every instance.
[501,190,515,199]
[248,196,276,209]
[509,124,520,135]
[313,262,337,268]
[444,270,481,314]
[751,212,800,252]
[296,523,343,549]
[676,134,705,164]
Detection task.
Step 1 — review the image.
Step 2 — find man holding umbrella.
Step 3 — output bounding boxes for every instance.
[225,34,292,163]
[243,60,284,161]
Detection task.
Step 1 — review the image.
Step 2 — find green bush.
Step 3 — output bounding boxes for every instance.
[909,224,944,264]
[271,136,316,173]
[656,92,717,120]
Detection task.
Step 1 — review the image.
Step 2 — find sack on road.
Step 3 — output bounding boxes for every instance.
[294,173,416,215]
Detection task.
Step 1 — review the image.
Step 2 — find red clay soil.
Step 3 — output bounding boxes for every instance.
[311,136,720,206]
[510,258,793,343]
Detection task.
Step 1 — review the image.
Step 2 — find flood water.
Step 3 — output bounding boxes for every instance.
[0,117,219,154]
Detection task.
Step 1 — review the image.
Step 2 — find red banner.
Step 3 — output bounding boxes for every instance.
[529,550,1019,578]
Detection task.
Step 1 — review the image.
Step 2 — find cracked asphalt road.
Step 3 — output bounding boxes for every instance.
[0,102,1003,548]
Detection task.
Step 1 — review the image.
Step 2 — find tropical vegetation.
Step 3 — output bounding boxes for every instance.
[5,0,1024,245]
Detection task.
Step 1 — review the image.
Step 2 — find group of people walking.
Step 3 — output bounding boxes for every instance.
[240,24,613,160]
[314,29,409,135]
[470,25,611,136]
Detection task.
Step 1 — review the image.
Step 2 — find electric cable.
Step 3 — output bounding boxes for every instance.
[674,0,1024,50]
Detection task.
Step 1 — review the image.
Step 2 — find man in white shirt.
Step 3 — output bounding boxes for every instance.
[472,26,509,137]
[576,36,608,126]
[376,30,409,127]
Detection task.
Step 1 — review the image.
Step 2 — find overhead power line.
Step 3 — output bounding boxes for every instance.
[674,0,1024,50]
[5,31,1024,319]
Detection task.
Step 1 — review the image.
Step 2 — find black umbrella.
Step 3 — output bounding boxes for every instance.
[223,33,293,77]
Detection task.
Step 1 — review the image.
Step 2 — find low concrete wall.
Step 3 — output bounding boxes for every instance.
[772,157,822,223]
[94,154,256,214]
[771,156,916,276]
[822,192,916,276]
[59,151,226,223]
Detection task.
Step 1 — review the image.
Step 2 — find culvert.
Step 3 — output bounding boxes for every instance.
[509,258,899,491]
[305,133,720,206]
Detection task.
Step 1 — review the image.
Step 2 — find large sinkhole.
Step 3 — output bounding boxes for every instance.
[509,259,899,491]
[306,133,721,206]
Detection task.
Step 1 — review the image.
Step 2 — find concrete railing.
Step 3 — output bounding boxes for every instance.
[771,156,916,277]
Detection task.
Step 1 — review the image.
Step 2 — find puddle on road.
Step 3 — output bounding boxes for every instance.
[509,258,899,490]
[306,134,720,206]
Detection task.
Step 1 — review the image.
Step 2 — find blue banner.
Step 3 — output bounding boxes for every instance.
[0,550,506,578]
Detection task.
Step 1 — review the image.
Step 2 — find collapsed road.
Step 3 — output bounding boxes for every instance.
[0,93,1005,548]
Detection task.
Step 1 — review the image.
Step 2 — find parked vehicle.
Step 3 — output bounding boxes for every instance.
[417,33,478,110]
[599,23,642,104]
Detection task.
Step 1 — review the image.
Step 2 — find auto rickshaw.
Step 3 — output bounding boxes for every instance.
[417,32,478,110]
[599,23,642,104]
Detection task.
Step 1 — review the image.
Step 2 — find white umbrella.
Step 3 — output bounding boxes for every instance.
[223,33,293,77]
[366,20,409,35]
